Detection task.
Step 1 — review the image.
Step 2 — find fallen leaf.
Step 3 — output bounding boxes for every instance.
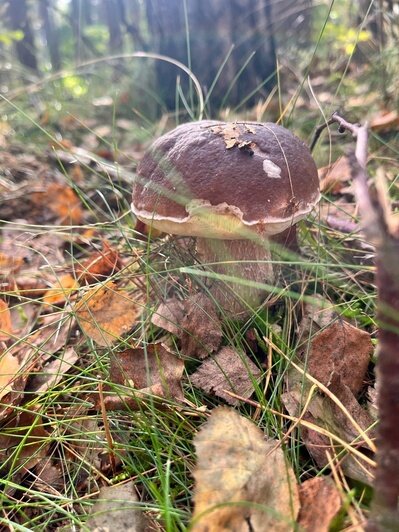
[151,298,185,336]
[0,252,24,275]
[370,109,399,132]
[0,312,76,421]
[0,299,13,341]
[0,410,50,471]
[31,182,83,225]
[43,274,79,307]
[192,407,299,531]
[297,295,337,347]
[0,350,20,400]
[27,347,79,394]
[298,320,372,395]
[180,293,222,359]
[76,240,123,284]
[32,458,64,495]
[75,282,144,346]
[282,385,375,485]
[318,156,352,194]
[298,477,341,532]
[103,343,184,410]
[86,482,145,532]
[190,347,261,405]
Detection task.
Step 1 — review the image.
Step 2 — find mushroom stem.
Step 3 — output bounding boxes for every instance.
[195,237,275,317]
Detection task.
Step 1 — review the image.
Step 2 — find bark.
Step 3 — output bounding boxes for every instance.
[367,251,399,531]
[144,0,278,110]
[39,0,61,72]
[7,0,38,73]
[103,0,123,55]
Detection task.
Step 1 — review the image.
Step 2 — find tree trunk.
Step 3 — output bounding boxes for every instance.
[7,0,39,73]
[39,0,61,72]
[145,0,278,111]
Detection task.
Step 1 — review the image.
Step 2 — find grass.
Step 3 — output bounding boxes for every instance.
[1,4,399,530]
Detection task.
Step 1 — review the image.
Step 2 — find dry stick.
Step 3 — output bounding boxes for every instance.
[329,113,399,531]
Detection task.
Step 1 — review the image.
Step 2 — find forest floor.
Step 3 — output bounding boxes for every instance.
[0,70,399,531]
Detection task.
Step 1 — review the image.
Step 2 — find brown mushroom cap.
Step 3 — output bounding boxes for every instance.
[132,120,320,238]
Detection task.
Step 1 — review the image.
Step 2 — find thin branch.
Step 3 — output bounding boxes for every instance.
[309,117,335,153]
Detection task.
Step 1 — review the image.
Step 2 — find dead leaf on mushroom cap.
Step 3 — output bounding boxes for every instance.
[102,342,184,410]
[209,122,257,150]
[298,477,341,532]
[190,346,261,405]
[75,282,144,346]
[192,407,299,532]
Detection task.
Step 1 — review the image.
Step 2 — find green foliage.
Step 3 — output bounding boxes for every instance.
[0,29,24,46]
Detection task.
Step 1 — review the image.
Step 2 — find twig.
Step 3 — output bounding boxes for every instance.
[329,113,399,531]
[309,117,335,153]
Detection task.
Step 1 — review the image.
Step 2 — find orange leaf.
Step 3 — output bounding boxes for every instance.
[43,274,79,307]
[0,351,20,400]
[76,241,122,283]
[0,299,13,342]
[370,109,399,132]
[31,183,83,225]
[75,282,144,346]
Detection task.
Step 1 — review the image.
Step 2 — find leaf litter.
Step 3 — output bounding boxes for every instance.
[192,407,299,531]
[0,94,393,529]
[101,342,185,410]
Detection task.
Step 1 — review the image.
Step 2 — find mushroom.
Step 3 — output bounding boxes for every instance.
[132,120,320,316]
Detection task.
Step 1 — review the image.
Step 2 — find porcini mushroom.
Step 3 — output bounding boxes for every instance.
[132,120,320,316]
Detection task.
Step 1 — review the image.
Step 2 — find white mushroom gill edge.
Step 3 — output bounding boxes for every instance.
[131,195,321,239]
[262,158,282,178]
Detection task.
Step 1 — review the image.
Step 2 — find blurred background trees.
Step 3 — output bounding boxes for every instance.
[0,0,397,120]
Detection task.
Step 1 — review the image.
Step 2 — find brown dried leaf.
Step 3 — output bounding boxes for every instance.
[0,252,24,275]
[190,347,261,405]
[0,299,13,341]
[192,407,299,531]
[33,459,64,495]
[103,343,184,409]
[86,482,145,532]
[370,109,399,132]
[30,182,84,225]
[244,124,256,134]
[151,298,185,336]
[43,274,79,307]
[0,312,75,420]
[225,138,238,149]
[0,410,50,471]
[298,477,341,532]
[76,240,123,284]
[318,156,352,194]
[0,351,20,400]
[282,386,375,485]
[299,320,372,395]
[181,293,222,359]
[27,347,79,394]
[75,282,143,346]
